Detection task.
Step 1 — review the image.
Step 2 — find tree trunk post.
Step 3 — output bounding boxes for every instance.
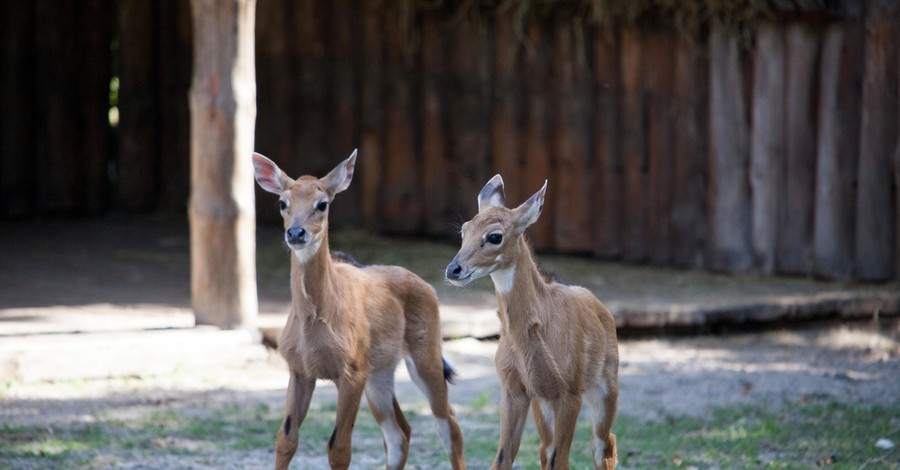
[189,0,258,329]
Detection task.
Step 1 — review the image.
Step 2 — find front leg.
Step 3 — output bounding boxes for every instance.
[546,393,582,470]
[493,344,529,470]
[328,374,367,469]
[275,370,316,470]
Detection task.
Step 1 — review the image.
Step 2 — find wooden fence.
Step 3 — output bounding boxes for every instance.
[0,0,898,281]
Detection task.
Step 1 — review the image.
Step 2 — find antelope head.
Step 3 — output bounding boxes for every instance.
[252,149,357,263]
[445,175,547,288]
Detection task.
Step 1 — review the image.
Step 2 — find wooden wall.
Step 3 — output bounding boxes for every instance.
[1,1,898,282]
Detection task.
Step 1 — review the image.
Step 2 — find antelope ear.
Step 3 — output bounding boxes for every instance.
[512,180,547,234]
[477,174,506,212]
[321,149,357,196]
[252,152,290,194]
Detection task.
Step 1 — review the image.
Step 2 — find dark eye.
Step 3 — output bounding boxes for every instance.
[278,200,287,211]
[316,201,328,212]
[486,233,502,245]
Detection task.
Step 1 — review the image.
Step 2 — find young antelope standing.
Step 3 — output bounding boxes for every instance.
[445,175,618,470]
[253,150,465,470]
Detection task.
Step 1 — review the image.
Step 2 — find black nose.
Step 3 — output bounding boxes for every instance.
[286,226,307,245]
[446,262,463,280]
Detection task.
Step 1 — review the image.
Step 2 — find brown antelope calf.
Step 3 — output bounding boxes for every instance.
[445,175,619,470]
[253,150,465,470]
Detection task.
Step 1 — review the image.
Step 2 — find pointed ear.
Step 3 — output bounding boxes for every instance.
[321,149,357,196]
[252,152,290,194]
[512,180,547,234]
[477,174,506,212]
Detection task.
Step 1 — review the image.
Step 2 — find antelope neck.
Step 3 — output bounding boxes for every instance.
[290,231,336,315]
[493,238,547,321]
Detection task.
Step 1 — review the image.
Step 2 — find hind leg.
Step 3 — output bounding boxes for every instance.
[366,367,410,470]
[405,354,465,470]
[585,380,618,469]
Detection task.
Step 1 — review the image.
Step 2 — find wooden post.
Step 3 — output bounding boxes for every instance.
[814,19,863,280]
[446,15,491,231]
[552,16,593,253]
[671,33,708,268]
[645,30,676,265]
[157,0,193,211]
[708,22,753,272]
[79,0,114,215]
[254,0,294,224]
[778,24,820,275]
[620,28,647,263]
[188,0,258,329]
[592,27,621,259]
[382,8,420,234]
[328,0,360,227]
[491,5,524,207]
[0,0,35,216]
[856,0,899,281]
[34,0,82,213]
[420,11,451,237]
[359,3,384,231]
[749,23,785,274]
[118,0,160,210]
[523,20,554,250]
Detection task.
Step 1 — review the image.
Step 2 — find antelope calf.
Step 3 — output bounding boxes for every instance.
[253,150,465,470]
[445,175,619,470]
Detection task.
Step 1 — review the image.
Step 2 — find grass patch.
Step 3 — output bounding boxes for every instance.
[1,399,897,468]
[455,400,900,469]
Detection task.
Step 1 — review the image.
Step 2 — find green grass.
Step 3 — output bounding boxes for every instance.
[1,399,897,468]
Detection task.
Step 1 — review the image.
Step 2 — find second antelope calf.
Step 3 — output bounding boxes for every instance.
[253,150,465,470]
[446,175,619,470]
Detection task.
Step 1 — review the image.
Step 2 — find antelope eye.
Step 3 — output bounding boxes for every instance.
[278,199,287,211]
[486,233,503,245]
[316,201,328,212]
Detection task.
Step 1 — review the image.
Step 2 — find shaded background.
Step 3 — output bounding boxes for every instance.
[0,0,897,281]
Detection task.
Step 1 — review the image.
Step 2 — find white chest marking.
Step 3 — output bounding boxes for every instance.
[490,266,516,294]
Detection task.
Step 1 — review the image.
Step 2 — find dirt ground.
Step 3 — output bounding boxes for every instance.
[1,217,899,468]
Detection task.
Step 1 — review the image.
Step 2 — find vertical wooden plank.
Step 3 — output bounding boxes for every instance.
[328,0,360,227]
[0,0,35,216]
[749,23,785,274]
[446,15,491,231]
[778,24,820,275]
[553,16,593,253]
[491,5,524,207]
[855,0,899,281]
[708,22,752,272]
[592,28,621,259]
[254,0,294,223]
[359,3,384,230]
[118,0,159,210]
[157,0,192,212]
[619,28,647,263]
[381,8,420,234]
[522,20,554,250]
[814,19,864,280]
[79,0,114,215]
[671,33,708,268]
[420,12,451,236]
[645,29,676,265]
[34,0,83,213]
[291,0,329,175]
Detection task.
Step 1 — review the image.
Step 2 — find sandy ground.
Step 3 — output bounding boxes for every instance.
[3,319,898,469]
